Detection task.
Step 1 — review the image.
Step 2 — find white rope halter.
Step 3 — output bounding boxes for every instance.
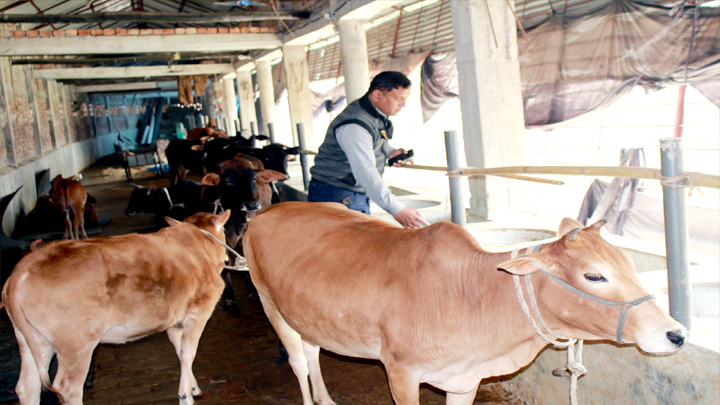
[511,245,586,405]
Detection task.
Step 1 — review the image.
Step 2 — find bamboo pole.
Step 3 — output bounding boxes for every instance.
[399,165,565,185]
[449,166,720,189]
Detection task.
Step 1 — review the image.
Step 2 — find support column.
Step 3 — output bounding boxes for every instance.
[256,60,275,136]
[338,18,371,103]
[0,57,17,166]
[236,68,257,135]
[450,0,528,219]
[282,45,315,149]
[221,76,238,137]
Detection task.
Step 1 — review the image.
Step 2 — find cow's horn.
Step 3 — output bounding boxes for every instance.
[592,219,608,229]
[566,228,581,241]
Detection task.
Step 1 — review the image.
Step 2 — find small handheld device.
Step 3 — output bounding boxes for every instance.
[388,149,414,166]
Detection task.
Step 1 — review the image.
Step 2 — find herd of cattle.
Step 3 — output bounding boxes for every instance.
[0,132,689,405]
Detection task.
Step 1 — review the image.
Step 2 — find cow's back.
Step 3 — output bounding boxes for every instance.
[243,202,493,359]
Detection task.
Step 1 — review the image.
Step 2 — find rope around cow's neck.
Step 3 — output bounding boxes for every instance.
[511,245,585,405]
[162,188,185,211]
[198,229,248,271]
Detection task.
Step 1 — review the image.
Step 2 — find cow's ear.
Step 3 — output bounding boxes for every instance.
[256,170,287,183]
[201,173,221,186]
[585,219,608,234]
[558,217,584,237]
[497,253,550,276]
[214,210,231,230]
[285,146,300,155]
[165,217,181,227]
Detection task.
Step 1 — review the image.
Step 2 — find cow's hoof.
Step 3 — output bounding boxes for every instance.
[192,387,203,397]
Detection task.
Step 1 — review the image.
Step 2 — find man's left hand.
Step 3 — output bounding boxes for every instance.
[389,148,414,167]
[393,207,430,229]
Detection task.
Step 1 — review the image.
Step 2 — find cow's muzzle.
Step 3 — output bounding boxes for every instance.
[241,201,261,212]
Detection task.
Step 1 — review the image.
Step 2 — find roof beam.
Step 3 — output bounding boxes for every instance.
[32,63,235,80]
[0,33,282,56]
[0,11,305,24]
[11,53,246,65]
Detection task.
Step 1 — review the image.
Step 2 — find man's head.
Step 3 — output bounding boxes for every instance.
[367,71,411,117]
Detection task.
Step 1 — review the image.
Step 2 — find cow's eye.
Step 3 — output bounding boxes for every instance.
[584,273,607,283]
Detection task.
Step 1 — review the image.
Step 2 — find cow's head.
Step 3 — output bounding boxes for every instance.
[125,184,156,216]
[169,210,232,266]
[498,217,687,355]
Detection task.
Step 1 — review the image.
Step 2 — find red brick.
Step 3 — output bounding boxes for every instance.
[186,28,197,34]
[240,26,250,33]
[230,27,240,34]
[196,27,207,34]
[260,27,270,33]
[12,30,26,37]
[207,27,218,34]
[163,29,175,35]
[152,29,163,35]
[249,27,260,33]
[90,29,104,36]
[139,29,152,35]
[78,29,91,36]
[103,29,116,36]
[26,30,38,37]
[128,29,139,35]
[174,28,186,34]
[270,27,280,33]
[52,30,65,37]
[65,29,78,36]
[218,27,229,34]
[39,30,53,37]
[115,28,127,35]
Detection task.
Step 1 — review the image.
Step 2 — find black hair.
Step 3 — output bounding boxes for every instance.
[368,71,411,93]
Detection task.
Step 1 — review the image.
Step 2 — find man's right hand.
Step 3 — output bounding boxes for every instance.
[393,206,430,229]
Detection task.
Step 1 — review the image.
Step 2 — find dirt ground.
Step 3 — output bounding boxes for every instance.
[0,158,526,405]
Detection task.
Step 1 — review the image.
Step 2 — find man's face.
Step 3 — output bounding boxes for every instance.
[370,86,411,117]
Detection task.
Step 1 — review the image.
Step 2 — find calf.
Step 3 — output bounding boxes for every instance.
[125,179,203,224]
[48,175,88,240]
[242,202,688,405]
[2,210,231,405]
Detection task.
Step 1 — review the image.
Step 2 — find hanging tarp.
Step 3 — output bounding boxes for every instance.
[421,52,459,123]
[419,1,720,127]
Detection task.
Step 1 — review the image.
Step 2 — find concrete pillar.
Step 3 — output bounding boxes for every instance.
[282,45,315,149]
[46,80,60,149]
[221,76,238,137]
[256,60,275,136]
[450,0,528,219]
[236,68,257,134]
[338,18,371,103]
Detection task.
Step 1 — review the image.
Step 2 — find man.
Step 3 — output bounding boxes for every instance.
[309,71,429,229]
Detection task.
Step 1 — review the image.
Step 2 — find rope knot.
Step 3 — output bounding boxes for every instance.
[567,361,587,376]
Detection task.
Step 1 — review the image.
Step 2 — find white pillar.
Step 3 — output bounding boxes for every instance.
[256,60,275,136]
[222,76,238,137]
[338,18,371,104]
[282,45,315,149]
[450,0,528,219]
[236,68,257,135]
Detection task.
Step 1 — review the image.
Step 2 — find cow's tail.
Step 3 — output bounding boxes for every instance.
[4,274,61,400]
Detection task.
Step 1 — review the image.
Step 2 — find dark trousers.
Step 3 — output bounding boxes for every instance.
[308,179,371,214]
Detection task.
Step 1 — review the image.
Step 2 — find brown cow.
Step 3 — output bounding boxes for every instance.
[185,126,229,141]
[242,202,688,405]
[48,175,88,240]
[1,210,231,405]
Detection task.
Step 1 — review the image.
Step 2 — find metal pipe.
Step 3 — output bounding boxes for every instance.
[296,123,311,191]
[444,130,467,228]
[267,122,276,144]
[660,138,692,329]
[251,121,258,137]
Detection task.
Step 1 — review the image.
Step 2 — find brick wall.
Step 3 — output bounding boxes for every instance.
[8,65,35,162]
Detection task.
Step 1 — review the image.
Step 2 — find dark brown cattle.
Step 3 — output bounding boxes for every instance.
[48,175,88,240]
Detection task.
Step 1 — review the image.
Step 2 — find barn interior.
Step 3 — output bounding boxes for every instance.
[0,0,719,404]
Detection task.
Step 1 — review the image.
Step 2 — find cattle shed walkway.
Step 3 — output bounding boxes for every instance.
[0,158,525,405]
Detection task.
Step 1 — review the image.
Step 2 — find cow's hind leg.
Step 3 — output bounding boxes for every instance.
[14,327,55,405]
[167,326,201,397]
[75,205,88,239]
[258,294,316,405]
[62,211,73,240]
[52,343,96,405]
[301,340,335,405]
[175,309,215,405]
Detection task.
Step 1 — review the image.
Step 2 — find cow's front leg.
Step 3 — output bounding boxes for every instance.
[176,312,213,405]
[382,360,422,405]
[167,326,201,398]
[446,383,480,405]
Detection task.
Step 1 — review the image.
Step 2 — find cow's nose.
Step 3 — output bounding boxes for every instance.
[667,330,687,347]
